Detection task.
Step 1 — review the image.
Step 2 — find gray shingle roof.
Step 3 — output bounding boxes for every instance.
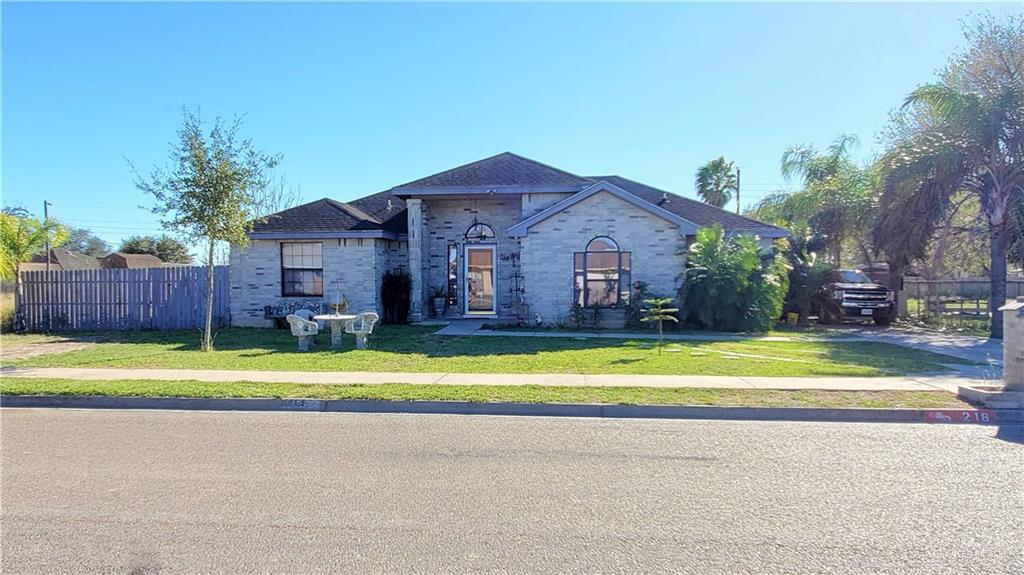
[589,175,787,237]
[30,249,103,270]
[252,198,379,234]
[251,194,408,236]
[348,190,408,234]
[391,152,592,190]
[251,154,785,239]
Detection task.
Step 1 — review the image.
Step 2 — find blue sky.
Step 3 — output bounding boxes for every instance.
[3,2,1022,255]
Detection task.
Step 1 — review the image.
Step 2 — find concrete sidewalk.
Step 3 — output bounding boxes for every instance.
[0,366,989,393]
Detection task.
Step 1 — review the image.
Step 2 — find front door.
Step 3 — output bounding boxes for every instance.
[464,245,496,315]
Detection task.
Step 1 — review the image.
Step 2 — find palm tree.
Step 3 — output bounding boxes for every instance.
[750,134,876,267]
[695,157,737,208]
[876,14,1024,339]
[0,212,69,282]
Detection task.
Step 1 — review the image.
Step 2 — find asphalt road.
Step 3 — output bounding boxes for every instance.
[2,409,1022,574]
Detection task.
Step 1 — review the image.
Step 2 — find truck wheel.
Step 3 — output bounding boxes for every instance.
[818,310,836,325]
[873,314,893,327]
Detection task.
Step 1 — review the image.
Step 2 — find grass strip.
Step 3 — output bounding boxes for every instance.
[1,326,977,377]
[0,378,972,409]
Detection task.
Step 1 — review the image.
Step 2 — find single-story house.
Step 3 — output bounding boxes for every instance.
[102,252,167,269]
[19,249,168,272]
[229,152,786,326]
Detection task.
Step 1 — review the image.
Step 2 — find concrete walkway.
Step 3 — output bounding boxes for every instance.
[0,365,987,393]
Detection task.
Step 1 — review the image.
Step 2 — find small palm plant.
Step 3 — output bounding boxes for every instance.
[640,298,679,354]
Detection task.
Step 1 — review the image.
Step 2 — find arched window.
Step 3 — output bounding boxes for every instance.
[587,236,619,252]
[574,236,631,307]
[465,223,495,242]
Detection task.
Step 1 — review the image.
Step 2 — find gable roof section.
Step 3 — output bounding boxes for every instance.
[250,197,403,239]
[391,152,592,195]
[348,190,408,234]
[591,175,788,238]
[508,181,701,238]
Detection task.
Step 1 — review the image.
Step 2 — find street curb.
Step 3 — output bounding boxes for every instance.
[2,394,1022,425]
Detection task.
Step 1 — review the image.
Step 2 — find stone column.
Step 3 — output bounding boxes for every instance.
[407,198,425,322]
[1000,296,1024,391]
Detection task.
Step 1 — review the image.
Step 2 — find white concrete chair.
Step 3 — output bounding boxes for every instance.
[293,308,314,321]
[286,314,319,352]
[345,311,380,350]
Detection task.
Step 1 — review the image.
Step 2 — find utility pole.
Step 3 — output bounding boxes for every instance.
[43,201,52,274]
[735,168,741,214]
[43,200,53,333]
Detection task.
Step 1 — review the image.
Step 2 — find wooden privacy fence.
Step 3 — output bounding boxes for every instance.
[903,277,1024,317]
[17,266,229,332]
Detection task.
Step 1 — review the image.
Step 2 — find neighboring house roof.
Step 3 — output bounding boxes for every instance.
[252,153,787,240]
[20,249,172,272]
[391,152,592,194]
[508,181,701,238]
[103,252,166,268]
[250,197,405,239]
[27,249,104,271]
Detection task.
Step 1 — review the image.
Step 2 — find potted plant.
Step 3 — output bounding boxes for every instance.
[429,285,446,318]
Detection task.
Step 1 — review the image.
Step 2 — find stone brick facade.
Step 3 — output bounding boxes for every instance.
[519,191,687,323]
[521,192,574,218]
[229,238,401,327]
[423,197,523,319]
[1001,297,1024,391]
[230,189,778,327]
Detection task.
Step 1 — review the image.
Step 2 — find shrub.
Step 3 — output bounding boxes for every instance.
[780,231,840,324]
[680,225,788,332]
[380,270,411,324]
[569,302,587,329]
[1,290,14,333]
[625,280,654,328]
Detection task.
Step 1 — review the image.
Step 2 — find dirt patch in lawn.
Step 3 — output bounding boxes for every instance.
[1,336,104,360]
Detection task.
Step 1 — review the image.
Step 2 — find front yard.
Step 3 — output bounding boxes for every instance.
[0,325,973,377]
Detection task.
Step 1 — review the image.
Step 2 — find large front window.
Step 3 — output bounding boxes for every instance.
[281,242,323,297]
[574,236,631,307]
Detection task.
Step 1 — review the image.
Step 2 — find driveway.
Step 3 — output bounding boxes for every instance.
[847,327,1003,379]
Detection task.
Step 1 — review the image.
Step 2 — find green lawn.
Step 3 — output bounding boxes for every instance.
[0,378,972,409]
[1,326,972,377]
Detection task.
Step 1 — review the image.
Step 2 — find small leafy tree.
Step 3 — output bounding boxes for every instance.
[131,109,279,350]
[66,227,111,257]
[680,225,788,332]
[640,297,679,353]
[119,235,193,264]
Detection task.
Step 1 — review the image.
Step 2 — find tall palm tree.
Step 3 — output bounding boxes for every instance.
[750,134,876,267]
[876,14,1023,339]
[694,157,737,209]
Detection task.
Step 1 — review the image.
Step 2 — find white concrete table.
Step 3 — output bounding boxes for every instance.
[313,314,357,350]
